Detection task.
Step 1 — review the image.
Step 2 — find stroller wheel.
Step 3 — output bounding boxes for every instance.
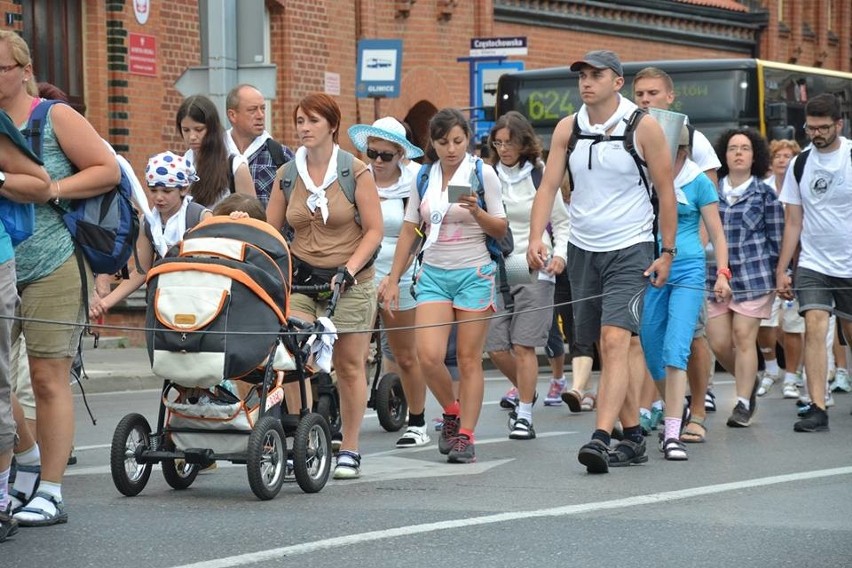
[293,412,332,493]
[162,456,200,490]
[247,416,287,501]
[110,413,153,497]
[375,373,408,432]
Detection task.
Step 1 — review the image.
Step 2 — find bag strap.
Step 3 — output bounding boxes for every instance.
[793,149,811,186]
[22,100,65,159]
[265,138,288,169]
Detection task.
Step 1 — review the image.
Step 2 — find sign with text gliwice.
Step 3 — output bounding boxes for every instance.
[357,39,403,98]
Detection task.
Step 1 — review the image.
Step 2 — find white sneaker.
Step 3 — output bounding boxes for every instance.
[757,373,777,397]
[395,425,431,448]
[825,393,836,407]
[831,368,852,393]
[782,382,800,399]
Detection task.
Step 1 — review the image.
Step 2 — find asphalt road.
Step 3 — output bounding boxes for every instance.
[5,371,852,568]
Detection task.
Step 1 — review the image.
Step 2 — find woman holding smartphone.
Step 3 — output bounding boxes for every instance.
[384,108,507,464]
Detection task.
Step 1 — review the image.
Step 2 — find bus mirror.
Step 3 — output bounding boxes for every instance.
[769,125,795,141]
[766,102,787,122]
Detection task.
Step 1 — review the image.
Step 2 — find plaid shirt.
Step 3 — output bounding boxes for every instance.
[248,141,294,207]
[707,176,784,302]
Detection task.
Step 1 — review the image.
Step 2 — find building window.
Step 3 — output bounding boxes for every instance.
[21,0,85,114]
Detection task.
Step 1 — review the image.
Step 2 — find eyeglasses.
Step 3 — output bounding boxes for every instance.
[0,63,21,74]
[491,140,517,150]
[803,123,836,135]
[366,148,397,162]
[726,145,753,153]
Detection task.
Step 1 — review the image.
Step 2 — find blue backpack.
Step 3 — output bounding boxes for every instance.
[414,158,514,309]
[23,100,139,275]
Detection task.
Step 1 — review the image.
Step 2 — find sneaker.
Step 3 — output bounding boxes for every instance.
[333,450,361,479]
[509,417,536,440]
[432,417,444,431]
[797,398,813,416]
[395,425,431,448]
[577,439,610,474]
[438,414,460,455]
[544,378,567,406]
[649,407,665,431]
[639,411,653,436]
[499,386,519,409]
[795,371,805,388]
[825,392,835,408]
[782,382,800,399]
[447,434,476,463]
[794,405,829,432]
[0,504,18,543]
[757,373,777,397]
[726,401,753,427]
[608,438,648,467]
[832,369,852,393]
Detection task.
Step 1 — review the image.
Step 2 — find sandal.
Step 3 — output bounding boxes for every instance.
[704,391,717,412]
[663,438,688,461]
[8,463,40,514]
[561,389,583,413]
[680,417,707,443]
[13,491,68,527]
[580,393,596,412]
[395,425,431,448]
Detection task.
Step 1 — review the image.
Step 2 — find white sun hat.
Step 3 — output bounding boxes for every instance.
[347,116,424,159]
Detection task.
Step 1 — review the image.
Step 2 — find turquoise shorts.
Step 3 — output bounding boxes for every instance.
[415,262,496,312]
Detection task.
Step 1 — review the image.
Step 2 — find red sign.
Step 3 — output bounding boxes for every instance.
[129,33,157,77]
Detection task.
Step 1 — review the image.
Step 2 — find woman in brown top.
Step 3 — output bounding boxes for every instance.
[267,93,382,480]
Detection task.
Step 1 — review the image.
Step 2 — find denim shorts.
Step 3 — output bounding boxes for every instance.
[795,266,852,321]
[414,262,496,312]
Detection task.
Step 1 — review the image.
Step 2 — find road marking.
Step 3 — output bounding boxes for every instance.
[168,465,852,568]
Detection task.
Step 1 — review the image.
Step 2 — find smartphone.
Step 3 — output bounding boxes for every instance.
[447,183,472,203]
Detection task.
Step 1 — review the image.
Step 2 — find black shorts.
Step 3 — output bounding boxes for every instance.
[566,241,654,347]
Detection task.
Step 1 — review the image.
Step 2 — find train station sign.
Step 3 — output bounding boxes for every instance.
[469,36,527,57]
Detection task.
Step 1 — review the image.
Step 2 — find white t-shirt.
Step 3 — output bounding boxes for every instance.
[690,129,721,174]
[779,137,852,277]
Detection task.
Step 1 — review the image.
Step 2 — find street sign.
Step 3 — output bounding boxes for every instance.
[128,33,157,77]
[473,60,525,140]
[469,37,527,57]
[356,39,403,98]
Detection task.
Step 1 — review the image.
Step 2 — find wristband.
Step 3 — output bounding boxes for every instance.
[717,267,732,280]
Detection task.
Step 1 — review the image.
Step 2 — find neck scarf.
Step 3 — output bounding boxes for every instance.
[496,161,534,186]
[150,195,193,258]
[576,95,637,164]
[371,161,413,200]
[721,175,752,206]
[295,145,339,223]
[421,153,476,253]
[226,128,271,159]
[673,158,703,205]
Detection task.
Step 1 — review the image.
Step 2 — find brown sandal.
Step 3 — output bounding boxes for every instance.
[680,417,706,443]
[561,389,583,412]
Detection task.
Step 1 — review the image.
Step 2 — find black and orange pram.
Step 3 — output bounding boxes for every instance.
[109,217,337,500]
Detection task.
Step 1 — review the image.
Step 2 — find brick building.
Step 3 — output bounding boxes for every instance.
[2,0,850,344]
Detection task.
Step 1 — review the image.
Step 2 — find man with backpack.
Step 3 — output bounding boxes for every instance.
[777,93,852,433]
[225,84,294,207]
[528,50,678,474]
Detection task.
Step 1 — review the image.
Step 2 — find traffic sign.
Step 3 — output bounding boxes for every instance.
[357,39,403,98]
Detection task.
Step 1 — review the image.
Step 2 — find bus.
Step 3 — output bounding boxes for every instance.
[494,59,852,150]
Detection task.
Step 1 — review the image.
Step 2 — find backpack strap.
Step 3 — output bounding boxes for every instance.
[416,163,431,200]
[227,154,236,194]
[793,149,811,186]
[265,138,289,169]
[279,161,298,202]
[22,100,65,159]
[621,108,650,195]
[336,149,356,204]
[472,158,513,312]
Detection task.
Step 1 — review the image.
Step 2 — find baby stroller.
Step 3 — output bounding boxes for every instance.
[109,217,335,501]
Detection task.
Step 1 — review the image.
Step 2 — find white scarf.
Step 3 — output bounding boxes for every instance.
[150,196,193,258]
[421,154,476,253]
[673,158,703,205]
[496,161,534,186]
[295,145,339,223]
[225,129,271,160]
[371,161,413,201]
[721,176,752,206]
[576,95,637,164]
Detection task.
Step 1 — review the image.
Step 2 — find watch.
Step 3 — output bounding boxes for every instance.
[0,171,6,189]
[660,246,677,257]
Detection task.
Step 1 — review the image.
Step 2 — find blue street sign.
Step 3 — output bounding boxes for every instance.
[473,60,525,140]
[357,39,403,98]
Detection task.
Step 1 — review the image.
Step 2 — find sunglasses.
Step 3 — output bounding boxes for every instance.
[366,148,398,162]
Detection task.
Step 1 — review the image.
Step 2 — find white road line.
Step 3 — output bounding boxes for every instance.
[73,443,112,451]
[168,466,852,568]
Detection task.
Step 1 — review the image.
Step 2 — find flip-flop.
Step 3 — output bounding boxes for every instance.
[680,418,707,443]
[561,389,583,413]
